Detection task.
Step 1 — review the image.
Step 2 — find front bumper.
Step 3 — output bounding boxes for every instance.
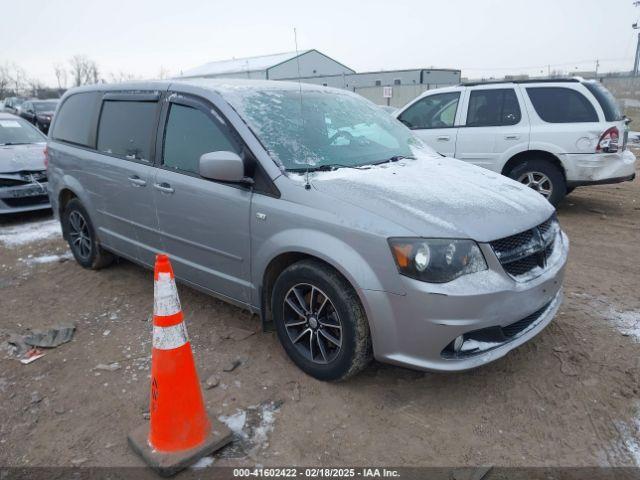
[0,182,51,214]
[360,232,569,372]
[563,149,636,184]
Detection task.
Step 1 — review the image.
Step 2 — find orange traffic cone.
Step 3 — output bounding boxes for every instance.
[128,254,231,476]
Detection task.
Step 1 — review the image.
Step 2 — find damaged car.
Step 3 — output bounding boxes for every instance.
[0,113,50,214]
[47,80,568,381]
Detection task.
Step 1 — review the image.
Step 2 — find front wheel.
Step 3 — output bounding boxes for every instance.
[62,198,114,269]
[507,159,567,207]
[272,260,372,381]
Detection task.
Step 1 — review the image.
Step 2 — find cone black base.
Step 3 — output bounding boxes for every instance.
[128,418,232,477]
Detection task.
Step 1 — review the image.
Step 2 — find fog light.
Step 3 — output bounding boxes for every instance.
[453,335,464,352]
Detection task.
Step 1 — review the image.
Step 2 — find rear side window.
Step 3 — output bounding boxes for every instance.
[50,92,101,147]
[582,82,623,121]
[97,100,158,161]
[398,92,460,129]
[526,87,598,123]
[466,89,521,127]
[163,103,240,175]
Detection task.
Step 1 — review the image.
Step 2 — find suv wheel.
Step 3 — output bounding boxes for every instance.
[62,198,114,269]
[507,159,567,207]
[272,260,372,381]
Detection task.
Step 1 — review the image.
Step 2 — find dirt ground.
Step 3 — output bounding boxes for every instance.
[0,160,639,471]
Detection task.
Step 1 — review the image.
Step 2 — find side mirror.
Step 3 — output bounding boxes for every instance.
[199,151,251,184]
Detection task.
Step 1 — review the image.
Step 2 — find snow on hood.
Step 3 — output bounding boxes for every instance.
[0,143,47,173]
[306,153,555,242]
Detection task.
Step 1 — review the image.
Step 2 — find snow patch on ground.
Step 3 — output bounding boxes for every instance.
[217,401,281,457]
[569,292,640,342]
[190,456,215,469]
[219,410,247,436]
[0,220,61,247]
[615,404,640,466]
[607,308,640,342]
[20,251,72,265]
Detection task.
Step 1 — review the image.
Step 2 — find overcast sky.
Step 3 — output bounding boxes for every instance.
[2,0,639,86]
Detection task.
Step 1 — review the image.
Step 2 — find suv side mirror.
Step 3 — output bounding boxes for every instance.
[199,151,252,184]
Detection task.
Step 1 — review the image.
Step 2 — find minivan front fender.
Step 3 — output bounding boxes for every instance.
[254,227,392,302]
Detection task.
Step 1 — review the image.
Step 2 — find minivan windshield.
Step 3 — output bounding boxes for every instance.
[0,117,46,145]
[223,88,428,170]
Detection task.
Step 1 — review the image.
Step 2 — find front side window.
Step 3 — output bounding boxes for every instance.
[0,117,46,145]
[526,87,598,123]
[221,88,429,170]
[97,100,158,161]
[163,103,240,175]
[466,89,521,127]
[398,92,460,130]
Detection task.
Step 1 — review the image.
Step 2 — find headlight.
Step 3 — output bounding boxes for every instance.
[388,238,487,283]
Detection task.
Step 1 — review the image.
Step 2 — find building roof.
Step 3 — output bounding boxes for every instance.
[181,50,312,78]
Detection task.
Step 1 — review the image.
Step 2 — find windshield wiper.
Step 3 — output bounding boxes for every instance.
[287,163,369,172]
[0,142,31,146]
[371,155,416,165]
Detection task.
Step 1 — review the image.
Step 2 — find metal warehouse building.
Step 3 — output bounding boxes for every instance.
[180,49,460,107]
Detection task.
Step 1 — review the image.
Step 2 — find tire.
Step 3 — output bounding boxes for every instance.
[62,198,114,269]
[507,158,567,207]
[272,260,372,381]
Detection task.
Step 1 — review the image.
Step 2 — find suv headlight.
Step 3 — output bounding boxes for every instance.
[388,238,487,283]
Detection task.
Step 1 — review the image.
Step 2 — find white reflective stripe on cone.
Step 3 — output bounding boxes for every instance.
[153,322,189,350]
[154,272,181,317]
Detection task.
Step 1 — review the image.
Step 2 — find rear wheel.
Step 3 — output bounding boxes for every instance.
[507,159,567,207]
[62,198,114,269]
[272,260,372,381]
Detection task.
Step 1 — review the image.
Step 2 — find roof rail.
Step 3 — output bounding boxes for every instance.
[460,78,581,87]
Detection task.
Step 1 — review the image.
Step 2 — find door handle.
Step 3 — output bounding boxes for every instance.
[505,135,520,140]
[128,176,147,187]
[437,135,450,141]
[154,182,174,194]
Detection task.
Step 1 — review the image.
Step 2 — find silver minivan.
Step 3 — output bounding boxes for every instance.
[47,79,569,381]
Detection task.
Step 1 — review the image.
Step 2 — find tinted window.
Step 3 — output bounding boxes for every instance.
[163,103,240,174]
[582,82,623,121]
[527,87,598,123]
[466,89,521,127]
[97,100,158,161]
[398,92,460,129]
[51,92,101,147]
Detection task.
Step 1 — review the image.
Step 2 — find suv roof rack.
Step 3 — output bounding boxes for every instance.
[461,78,581,87]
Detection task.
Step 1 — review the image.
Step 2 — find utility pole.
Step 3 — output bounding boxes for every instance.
[634,1,640,75]
[634,29,640,76]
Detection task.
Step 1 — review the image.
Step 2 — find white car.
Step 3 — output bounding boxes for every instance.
[395,78,636,205]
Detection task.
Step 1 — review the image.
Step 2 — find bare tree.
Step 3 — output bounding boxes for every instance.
[158,65,171,80]
[27,78,44,97]
[0,64,12,98]
[12,65,27,95]
[108,71,139,83]
[69,54,100,86]
[53,63,68,89]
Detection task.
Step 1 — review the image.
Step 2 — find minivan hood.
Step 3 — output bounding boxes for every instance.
[308,155,555,242]
[0,143,47,173]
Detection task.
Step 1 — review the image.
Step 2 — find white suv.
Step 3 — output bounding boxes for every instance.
[395,78,636,205]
